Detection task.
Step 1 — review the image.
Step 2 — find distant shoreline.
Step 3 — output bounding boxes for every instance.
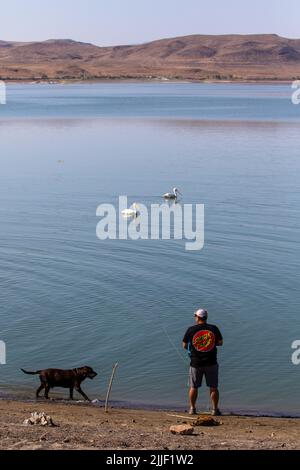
[1,34,300,83]
[3,78,293,85]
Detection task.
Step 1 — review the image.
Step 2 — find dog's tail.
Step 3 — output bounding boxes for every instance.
[21,368,41,375]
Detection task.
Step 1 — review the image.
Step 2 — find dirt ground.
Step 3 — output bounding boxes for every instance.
[0,400,299,450]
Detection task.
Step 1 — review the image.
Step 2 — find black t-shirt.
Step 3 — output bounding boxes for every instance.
[183,323,223,367]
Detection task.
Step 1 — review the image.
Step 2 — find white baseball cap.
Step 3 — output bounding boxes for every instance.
[194,309,208,319]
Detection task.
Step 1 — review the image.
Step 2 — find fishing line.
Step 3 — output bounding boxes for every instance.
[161,324,189,365]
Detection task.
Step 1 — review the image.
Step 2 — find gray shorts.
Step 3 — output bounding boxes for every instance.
[189,364,219,389]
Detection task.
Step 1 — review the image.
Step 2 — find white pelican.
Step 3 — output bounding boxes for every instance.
[163,188,182,200]
[121,203,139,218]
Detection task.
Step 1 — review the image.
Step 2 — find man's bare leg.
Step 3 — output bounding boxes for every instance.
[210,387,221,415]
[189,388,198,414]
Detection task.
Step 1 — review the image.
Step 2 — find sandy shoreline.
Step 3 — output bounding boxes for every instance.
[0,399,299,450]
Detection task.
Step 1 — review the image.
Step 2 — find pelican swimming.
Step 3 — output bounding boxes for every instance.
[163,188,182,200]
[121,203,139,218]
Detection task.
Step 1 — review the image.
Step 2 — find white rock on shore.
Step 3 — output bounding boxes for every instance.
[23,412,55,427]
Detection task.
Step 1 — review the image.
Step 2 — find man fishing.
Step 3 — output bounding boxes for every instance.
[183,309,223,416]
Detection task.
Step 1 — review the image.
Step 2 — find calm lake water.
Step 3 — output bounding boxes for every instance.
[0,83,300,415]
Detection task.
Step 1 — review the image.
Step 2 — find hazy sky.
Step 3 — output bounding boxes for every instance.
[1,0,299,45]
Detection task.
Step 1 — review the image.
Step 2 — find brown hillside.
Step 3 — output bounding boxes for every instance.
[0,34,300,81]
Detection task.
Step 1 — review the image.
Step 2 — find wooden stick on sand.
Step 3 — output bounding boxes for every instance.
[167,414,195,420]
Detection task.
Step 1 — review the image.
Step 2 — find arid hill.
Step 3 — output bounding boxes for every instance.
[0,34,300,81]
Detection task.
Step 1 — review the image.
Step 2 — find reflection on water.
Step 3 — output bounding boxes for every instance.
[1,82,299,122]
[0,84,300,415]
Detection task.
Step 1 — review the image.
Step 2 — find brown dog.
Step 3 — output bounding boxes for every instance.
[21,366,97,401]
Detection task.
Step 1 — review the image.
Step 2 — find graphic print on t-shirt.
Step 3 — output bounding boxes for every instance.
[192,330,216,353]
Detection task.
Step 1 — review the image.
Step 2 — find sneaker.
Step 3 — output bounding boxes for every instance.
[189,407,197,415]
[211,408,222,416]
